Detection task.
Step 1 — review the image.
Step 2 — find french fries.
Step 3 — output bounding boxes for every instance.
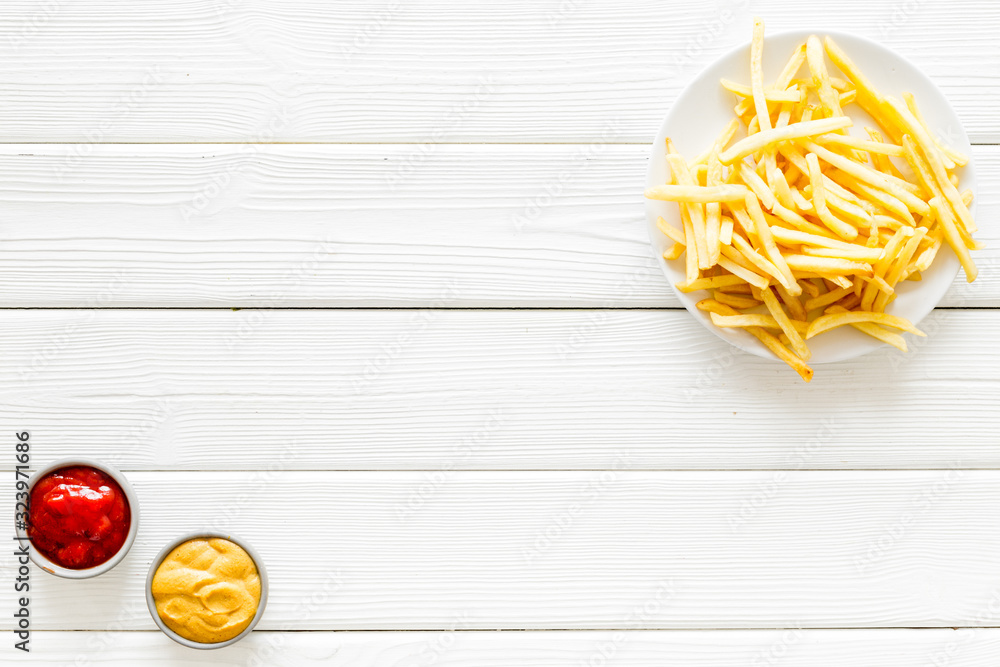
[645,19,980,381]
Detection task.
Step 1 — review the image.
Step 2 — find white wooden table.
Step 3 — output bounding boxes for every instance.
[2,1,1000,664]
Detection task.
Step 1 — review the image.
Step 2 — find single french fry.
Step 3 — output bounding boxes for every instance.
[768,208,834,238]
[740,161,777,210]
[792,76,851,92]
[716,255,771,289]
[805,286,853,312]
[675,274,747,293]
[663,243,685,260]
[656,216,686,245]
[838,292,862,309]
[823,36,897,138]
[783,254,873,276]
[753,329,814,381]
[705,148,724,266]
[744,193,800,294]
[729,235,784,285]
[720,117,853,165]
[872,214,906,231]
[802,245,884,262]
[815,133,904,157]
[769,167,800,211]
[644,183,750,203]
[775,282,809,321]
[900,134,974,257]
[721,239,763,274]
[816,146,924,201]
[806,311,925,339]
[720,216,735,246]
[750,18,772,133]
[793,274,851,290]
[825,306,908,352]
[695,299,739,317]
[717,282,754,295]
[712,290,762,310]
[909,228,943,274]
[775,43,808,89]
[788,186,816,214]
[784,161,804,187]
[711,312,809,336]
[770,226,871,254]
[774,102,794,132]
[679,196,699,283]
[761,287,811,360]
[806,35,844,120]
[693,164,709,185]
[799,278,821,298]
[727,204,759,245]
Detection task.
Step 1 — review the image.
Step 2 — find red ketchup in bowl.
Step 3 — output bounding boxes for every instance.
[28,466,131,570]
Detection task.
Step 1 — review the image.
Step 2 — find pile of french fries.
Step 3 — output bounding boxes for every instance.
[645,19,980,381]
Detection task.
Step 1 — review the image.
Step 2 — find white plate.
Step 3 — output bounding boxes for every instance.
[645,29,974,364]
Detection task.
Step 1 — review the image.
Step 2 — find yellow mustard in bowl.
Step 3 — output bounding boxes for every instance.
[151,538,261,644]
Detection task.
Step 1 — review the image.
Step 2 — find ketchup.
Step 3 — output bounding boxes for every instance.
[28,466,131,570]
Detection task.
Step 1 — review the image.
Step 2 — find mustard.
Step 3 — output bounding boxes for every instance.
[151,538,261,644]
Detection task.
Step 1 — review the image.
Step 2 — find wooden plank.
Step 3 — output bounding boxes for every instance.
[0,144,995,308]
[8,471,1000,630]
[13,629,1000,665]
[0,1,996,142]
[3,309,999,469]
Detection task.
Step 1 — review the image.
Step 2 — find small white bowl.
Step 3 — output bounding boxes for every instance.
[16,458,139,579]
[645,29,975,364]
[146,531,268,650]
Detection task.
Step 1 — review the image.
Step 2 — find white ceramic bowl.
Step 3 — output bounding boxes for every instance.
[146,532,269,650]
[16,458,139,579]
[645,29,974,364]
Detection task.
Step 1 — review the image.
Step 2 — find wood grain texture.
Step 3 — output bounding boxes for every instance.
[0,144,995,308]
[0,1,996,143]
[11,630,1000,666]
[3,309,999,469]
[6,471,1000,630]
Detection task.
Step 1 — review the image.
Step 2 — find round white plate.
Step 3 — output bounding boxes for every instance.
[645,29,974,364]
